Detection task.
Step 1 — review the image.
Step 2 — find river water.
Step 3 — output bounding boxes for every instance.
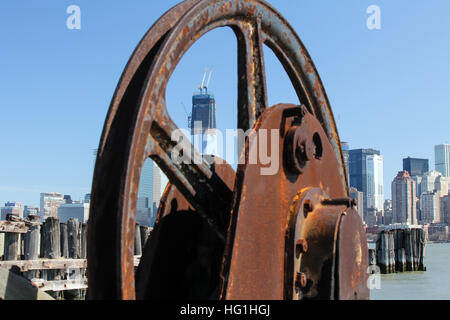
[369,242,450,300]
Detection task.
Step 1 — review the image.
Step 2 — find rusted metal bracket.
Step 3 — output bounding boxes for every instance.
[285,188,368,300]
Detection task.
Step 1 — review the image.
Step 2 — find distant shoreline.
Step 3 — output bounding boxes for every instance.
[368,240,450,245]
[426,240,450,244]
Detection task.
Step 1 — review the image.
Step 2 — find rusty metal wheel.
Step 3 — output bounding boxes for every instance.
[88,0,368,300]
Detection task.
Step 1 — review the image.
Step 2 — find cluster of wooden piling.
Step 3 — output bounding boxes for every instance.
[0,214,153,299]
[371,227,426,274]
[2,215,89,299]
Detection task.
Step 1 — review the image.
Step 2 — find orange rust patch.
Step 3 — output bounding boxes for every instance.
[182,25,190,36]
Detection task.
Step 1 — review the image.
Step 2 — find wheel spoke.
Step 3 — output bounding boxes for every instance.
[234,17,268,133]
[145,100,232,240]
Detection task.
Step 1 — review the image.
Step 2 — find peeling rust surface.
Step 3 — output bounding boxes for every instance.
[336,208,370,299]
[224,104,347,299]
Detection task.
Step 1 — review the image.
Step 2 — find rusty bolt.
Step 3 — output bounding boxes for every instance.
[294,272,307,291]
[295,239,308,257]
[284,126,311,174]
[295,139,308,162]
[284,116,321,175]
[321,197,356,208]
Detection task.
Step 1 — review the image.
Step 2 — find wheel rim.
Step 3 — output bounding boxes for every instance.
[88,0,347,299]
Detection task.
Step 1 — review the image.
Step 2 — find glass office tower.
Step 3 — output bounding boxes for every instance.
[435,144,450,177]
[190,92,218,155]
[349,148,384,221]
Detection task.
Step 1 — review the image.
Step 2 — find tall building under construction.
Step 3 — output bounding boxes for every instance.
[190,93,216,135]
[189,69,218,155]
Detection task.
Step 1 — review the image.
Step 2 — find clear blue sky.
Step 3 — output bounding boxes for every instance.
[0,0,449,207]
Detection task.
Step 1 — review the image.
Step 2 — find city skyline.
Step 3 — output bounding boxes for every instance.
[1,1,450,207]
[1,142,446,208]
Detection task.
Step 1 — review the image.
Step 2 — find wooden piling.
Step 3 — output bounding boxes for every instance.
[80,223,87,259]
[20,232,24,260]
[375,227,426,274]
[40,220,45,258]
[42,217,61,299]
[140,225,150,250]
[80,222,87,300]
[368,249,376,266]
[134,223,142,256]
[67,219,80,259]
[418,229,426,271]
[411,229,417,271]
[23,215,41,279]
[394,229,404,272]
[3,233,19,261]
[404,229,413,271]
[60,223,69,258]
[388,231,396,273]
[376,232,388,273]
[43,217,61,259]
[384,232,390,273]
[64,219,82,300]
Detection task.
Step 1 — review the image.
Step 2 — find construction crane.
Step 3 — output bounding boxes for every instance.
[198,68,213,94]
[204,68,213,94]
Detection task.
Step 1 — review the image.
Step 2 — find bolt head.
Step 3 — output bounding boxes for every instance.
[296,239,308,256]
[295,272,307,289]
[303,201,313,218]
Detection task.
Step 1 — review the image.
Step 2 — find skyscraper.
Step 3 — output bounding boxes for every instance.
[152,164,162,215]
[1,202,24,220]
[392,171,417,225]
[58,202,90,223]
[349,187,364,220]
[402,157,429,177]
[411,175,423,197]
[435,144,450,177]
[420,191,440,224]
[190,93,216,136]
[63,195,73,204]
[435,176,449,196]
[341,141,350,184]
[160,172,169,196]
[136,159,153,227]
[384,199,393,225]
[23,205,39,218]
[420,170,444,194]
[349,148,384,220]
[136,159,162,227]
[440,195,449,224]
[189,70,218,156]
[366,153,384,212]
[40,192,65,222]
